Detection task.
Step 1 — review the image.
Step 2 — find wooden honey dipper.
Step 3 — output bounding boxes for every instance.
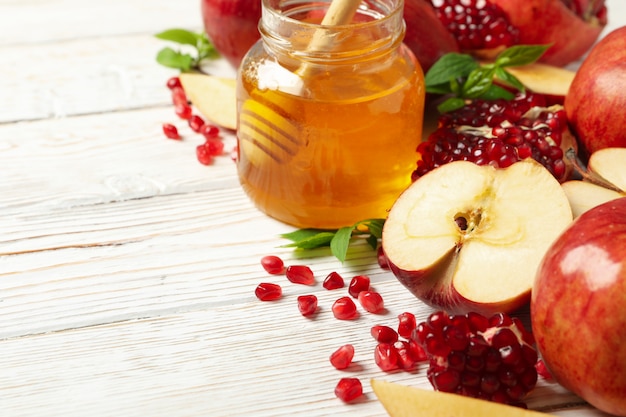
[238,0,363,165]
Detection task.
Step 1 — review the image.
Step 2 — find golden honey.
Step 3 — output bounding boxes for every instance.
[236,0,425,229]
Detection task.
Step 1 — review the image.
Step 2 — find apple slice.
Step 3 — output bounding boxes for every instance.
[382,159,572,315]
[562,147,626,218]
[179,72,236,130]
[371,379,555,417]
[499,62,575,98]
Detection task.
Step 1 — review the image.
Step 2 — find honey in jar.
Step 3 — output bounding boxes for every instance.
[236,0,425,229]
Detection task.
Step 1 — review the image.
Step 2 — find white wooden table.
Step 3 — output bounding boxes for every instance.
[1,1,623,416]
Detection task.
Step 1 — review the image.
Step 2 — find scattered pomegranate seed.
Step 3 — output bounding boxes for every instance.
[166,76,182,90]
[204,139,225,157]
[162,123,181,140]
[254,282,282,301]
[348,275,370,298]
[330,344,355,370]
[188,114,206,133]
[196,144,213,165]
[332,296,359,320]
[415,310,538,406]
[171,86,187,107]
[374,342,400,372]
[358,290,385,314]
[397,312,417,339]
[377,246,390,270]
[408,338,428,362]
[174,103,193,120]
[371,325,399,344]
[394,340,419,370]
[323,271,345,290]
[297,295,318,317]
[535,358,553,380]
[261,255,285,275]
[200,123,221,140]
[285,265,315,285]
[334,377,363,402]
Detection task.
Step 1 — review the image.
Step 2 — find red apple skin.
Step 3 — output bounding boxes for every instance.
[201,0,262,69]
[565,26,626,156]
[403,0,459,71]
[490,0,606,67]
[387,261,530,316]
[531,197,626,416]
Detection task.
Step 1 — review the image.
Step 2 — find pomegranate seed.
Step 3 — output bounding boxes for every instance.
[162,123,180,140]
[394,340,417,370]
[357,290,385,314]
[535,359,553,380]
[408,338,428,362]
[166,76,182,90]
[371,325,399,344]
[285,265,315,285]
[329,344,355,370]
[334,377,363,402]
[171,86,187,107]
[348,275,370,298]
[377,246,390,270]
[332,296,359,320]
[297,294,318,316]
[196,144,213,165]
[254,282,282,301]
[200,123,221,139]
[416,310,538,406]
[188,114,205,133]
[261,255,285,275]
[204,139,225,157]
[397,312,417,339]
[174,103,192,120]
[374,342,400,372]
[323,271,345,290]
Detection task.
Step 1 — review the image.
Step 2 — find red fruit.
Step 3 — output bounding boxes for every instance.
[204,139,225,157]
[348,275,370,298]
[188,115,206,133]
[377,246,390,270]
[371,325,399,344]
[323,271,345,290]
[162,123,180,140]
[261,255,285,275]
[397,312,417,339]
[297,295,318,317]
[358,291,385,314]
[334,377,363,402]
[200,123,221,140]
[329,344,355,370]
[535,358,553,380]
[332,297,359,320]
[166,76,182,90]
[171,86,187,107]
[254,282,282,301]
[374,342,400,372]
[196,144,214,166]
[415,311,538,406]
[394,340,419,370]
[414,92,575,183]
[285,265,315,285]
[174,103,193,120]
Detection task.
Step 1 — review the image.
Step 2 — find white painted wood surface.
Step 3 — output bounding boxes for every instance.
[1,1,623,416]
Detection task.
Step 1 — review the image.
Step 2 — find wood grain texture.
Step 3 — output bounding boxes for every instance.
[0,0,622,415]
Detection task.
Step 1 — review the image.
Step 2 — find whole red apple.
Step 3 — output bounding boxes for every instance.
[201,0,262,69]
[531,197,626,416]
[565,26,626,156]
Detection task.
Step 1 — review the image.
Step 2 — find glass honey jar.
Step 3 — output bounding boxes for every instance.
[236,0,425,229]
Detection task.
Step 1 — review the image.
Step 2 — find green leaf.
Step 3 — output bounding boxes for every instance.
[478,84,516,101]
[495,44,551,68]
[426,83,454,95]
[437,97,466,113]
[425,53,479,88]
[280,231,336,250]
[461,66,496,98]
[155,47,193,71]
[361,218,385,239]
[494,67,525,92]
[155,28,199,47]
[366,234,378,251]
[330,226,356,263]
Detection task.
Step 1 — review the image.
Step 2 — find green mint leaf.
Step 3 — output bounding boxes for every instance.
[360,218,385,239]
[366,234,378,251]
[426,83,454,95]
[478,84,516,101]
[330,226,356,263]
[425,53,479,88]
[494,67,525,92]
[156,47,193,71]
[495,44,551,68]
[280,230,336,250]
[461,66,496,98]
[437,97,466,113]
[155,28,199,47]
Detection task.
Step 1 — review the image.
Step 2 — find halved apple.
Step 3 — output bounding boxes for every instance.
[562,147,626,218]
[179,72,236,130]
[371,379,555,417]
[382,159,573,315]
